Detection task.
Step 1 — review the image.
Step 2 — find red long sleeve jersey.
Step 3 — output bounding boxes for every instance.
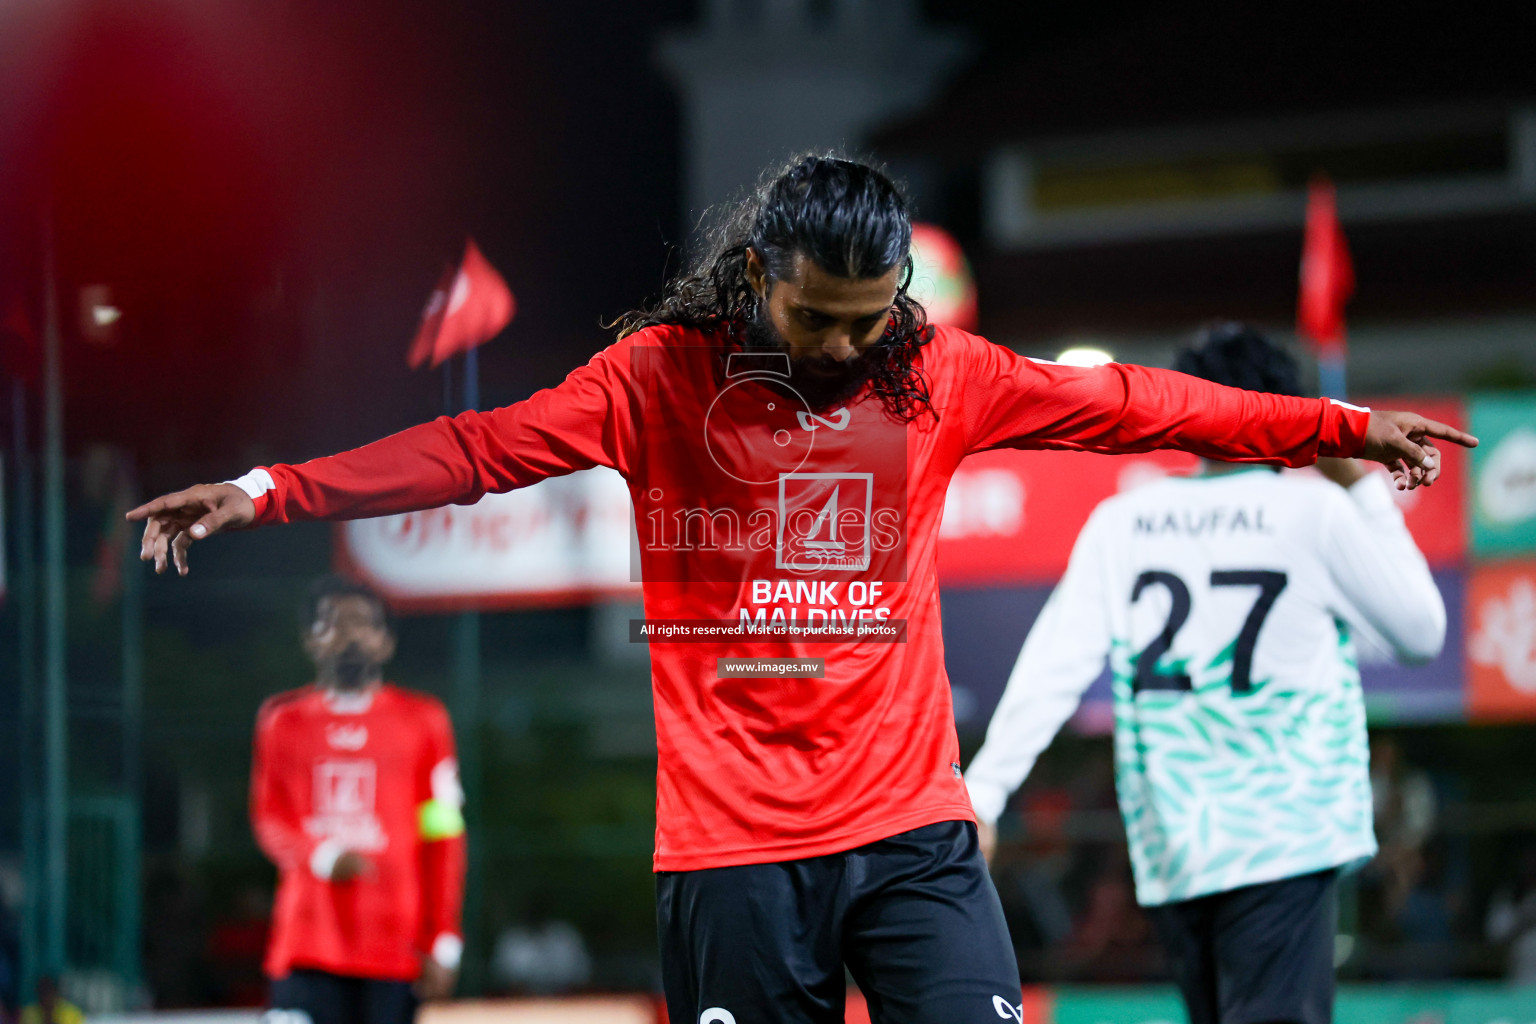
[251,684,466,980]
[241,325,1368,871]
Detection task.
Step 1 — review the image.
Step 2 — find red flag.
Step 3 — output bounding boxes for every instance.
[407,238,515,369]
[1297,177,1354,354]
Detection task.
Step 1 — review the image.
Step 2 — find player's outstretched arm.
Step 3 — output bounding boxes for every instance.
[126,336,643,577]
[1362,409,1478,490]
[128,482,255,576]
[958,339,1477,490]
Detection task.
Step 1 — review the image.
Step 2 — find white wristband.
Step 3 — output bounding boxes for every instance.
[1328,398,1371,414]
[310,838,344,880]
[225,468,275,500]
[431,933,464,971]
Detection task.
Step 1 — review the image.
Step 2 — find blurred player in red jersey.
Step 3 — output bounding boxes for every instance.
[134,156,1472,1024]
[253,577,466,1024]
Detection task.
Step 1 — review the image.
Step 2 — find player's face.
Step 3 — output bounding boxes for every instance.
[745,250,901,410]
[304,594,396,687]
[749,251,900,361]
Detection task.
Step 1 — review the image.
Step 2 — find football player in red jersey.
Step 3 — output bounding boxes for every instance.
[133,157,1472,1024]
[253,577,465,1024]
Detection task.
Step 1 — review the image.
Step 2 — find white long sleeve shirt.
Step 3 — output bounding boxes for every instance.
[965,467,1445,905]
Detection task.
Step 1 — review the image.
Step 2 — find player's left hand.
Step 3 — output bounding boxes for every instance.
[1362,411,1478,490]
[976,820,997,866]
[415,958,458,1001]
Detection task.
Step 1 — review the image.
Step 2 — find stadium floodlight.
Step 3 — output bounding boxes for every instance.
[1056,345,1114,367]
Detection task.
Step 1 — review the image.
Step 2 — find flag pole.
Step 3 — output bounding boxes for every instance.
[12,380,42,1005]
[413,235,509,993]
[1299,176,1353,402]
[1318,350,1347,401]
[41,199,69,977]
[447,349,482,995]
[120,460,144,989]
[462,346,479,411]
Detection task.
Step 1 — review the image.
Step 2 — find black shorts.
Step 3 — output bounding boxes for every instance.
[265,968,418,1024]
[1148,868,1339,1024]
[656,820,1022,1024]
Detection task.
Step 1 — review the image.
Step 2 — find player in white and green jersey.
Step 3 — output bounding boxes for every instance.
[965,324,1446,1024]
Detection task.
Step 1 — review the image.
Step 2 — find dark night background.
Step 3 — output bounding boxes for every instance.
[4,0,1536,1009]
[4,1,1527,473]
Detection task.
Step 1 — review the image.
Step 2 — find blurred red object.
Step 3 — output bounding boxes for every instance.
[0,292,39,388]
[1467,561,1536,722]
[908,222,978,331]
[1297,176,1354,355]
[407,238,515,369]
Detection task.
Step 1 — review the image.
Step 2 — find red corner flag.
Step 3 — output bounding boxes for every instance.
[1297,177,1354,355]
[407,238,515,369]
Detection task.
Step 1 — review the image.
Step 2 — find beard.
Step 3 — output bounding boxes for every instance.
[743,305,882,413]
[328,644,380,691]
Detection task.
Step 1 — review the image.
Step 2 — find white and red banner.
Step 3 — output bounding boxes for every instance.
[939,447,1198,586]
[336,466,637,611]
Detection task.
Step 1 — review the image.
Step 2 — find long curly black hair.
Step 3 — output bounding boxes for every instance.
[616,154,934,422]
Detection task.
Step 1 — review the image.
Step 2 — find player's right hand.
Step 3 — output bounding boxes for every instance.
[330,850,376,883]
[126,482,256,576]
